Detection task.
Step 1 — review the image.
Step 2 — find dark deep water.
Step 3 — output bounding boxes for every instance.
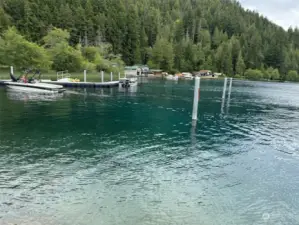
[0,79,299,225]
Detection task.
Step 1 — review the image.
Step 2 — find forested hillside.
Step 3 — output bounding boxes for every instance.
[1,0,299,80]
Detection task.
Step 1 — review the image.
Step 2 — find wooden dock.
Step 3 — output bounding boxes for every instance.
[41,80,119,88]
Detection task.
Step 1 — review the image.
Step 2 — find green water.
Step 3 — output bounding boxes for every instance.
[1,79,299,225]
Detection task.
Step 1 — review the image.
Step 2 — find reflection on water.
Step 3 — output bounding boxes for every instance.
[1,80,299,225]
[118,85,138,93]
[6,89,64,102]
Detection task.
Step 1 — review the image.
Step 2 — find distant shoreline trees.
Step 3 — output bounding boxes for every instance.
[0,0,299,81]
[0,27,124,73]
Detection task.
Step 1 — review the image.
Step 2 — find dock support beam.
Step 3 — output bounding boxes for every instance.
[192,77,201,122]
[226,78,233,113]
[84,70,87,82]
[10,66,13,75]
[118,72,120,80]
[227,78,232,100]
[222,77,228,99]
[110,72,113,81]
[101,71,104,83]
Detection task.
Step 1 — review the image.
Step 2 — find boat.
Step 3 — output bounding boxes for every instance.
[5,81,66,93]
[166,74,179,81]
[182,72,194,80]
[119,77,138,88]
[4,71,66,93]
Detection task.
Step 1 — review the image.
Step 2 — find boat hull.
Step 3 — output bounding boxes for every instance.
[5,82,65,93]
[119,78,138,88]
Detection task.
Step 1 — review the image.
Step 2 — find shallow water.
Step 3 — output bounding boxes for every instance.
[1,79,299,225]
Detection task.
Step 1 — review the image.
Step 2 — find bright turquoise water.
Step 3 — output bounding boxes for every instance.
[1,79,299,225]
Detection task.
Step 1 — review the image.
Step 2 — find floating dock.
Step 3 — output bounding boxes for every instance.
[0,80,119,88]
[41,80,119,88]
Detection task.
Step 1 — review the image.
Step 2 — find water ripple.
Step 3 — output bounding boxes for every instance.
[1,81,299,224]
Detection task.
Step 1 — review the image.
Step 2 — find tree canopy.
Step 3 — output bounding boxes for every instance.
[1,0,299,80]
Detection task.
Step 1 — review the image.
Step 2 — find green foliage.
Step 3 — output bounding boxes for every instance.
[0,8,10,33]
[50,43,84,72]
[43,28,70,48]
[1,0,299,76]
[266,67,280,80]
[236,51,246,76]
[149,37,174,71]
[82,46,102,64]
[43,28,84,72]
[0,27,51,70]
[286,70,299,81]
[41,28,125,72]
[234,74,245,79]
[244,69,263,80]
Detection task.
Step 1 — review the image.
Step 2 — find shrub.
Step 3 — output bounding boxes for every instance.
[286,70,299,81]
[244,69,263,80]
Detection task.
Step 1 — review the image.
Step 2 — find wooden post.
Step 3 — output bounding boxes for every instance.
[222,77,228,99]
[227,78,232,99]
[10,66,14,75]
[226,78,233,113]
[101,71,104,83]
[192,77,201,122]
[84,70,87,82]
[110,72,113,81]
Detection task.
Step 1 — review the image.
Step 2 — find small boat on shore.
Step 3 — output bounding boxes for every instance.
[5,72,66,93]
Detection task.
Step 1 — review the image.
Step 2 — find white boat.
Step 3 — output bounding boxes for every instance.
[5,81,66,93]
[182,72,194,80]
[119,77,138,88]
[166,74,179,80]
[5,72,66,93]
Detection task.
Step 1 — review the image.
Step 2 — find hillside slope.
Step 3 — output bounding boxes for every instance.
[1,0,299,79]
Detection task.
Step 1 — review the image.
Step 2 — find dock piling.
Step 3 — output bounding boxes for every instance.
[226,78,233,113]
[222,77,228,99]
[84,70,87,82]
[227,78,232,99]
[192,77,201,122]
[118,72,120,80]
[110,72,113,81]
[101,71,104,83]
[10,66,13,75]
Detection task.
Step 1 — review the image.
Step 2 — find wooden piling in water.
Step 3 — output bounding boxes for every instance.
[192,77,201,122]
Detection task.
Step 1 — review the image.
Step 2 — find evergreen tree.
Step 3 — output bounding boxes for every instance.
[236,51,246,76]
[0,0,299,73]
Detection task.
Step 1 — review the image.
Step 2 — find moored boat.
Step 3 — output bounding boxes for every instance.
[182,72,194,79]
[166,74,179,80]
[4,71,66,93]
[5,81,66,93]
[119,77,138,88]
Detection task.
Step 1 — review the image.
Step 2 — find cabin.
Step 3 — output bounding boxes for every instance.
[124,65,150,77]
[198,70,212,76]
[124,66,141,77]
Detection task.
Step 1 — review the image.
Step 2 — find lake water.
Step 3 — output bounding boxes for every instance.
[0,79,299,225]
